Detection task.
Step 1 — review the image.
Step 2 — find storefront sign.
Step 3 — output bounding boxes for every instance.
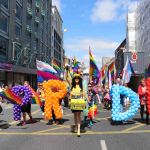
[0,62,13,71]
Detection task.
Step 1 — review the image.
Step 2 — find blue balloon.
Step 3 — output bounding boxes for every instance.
[111,85,140,121]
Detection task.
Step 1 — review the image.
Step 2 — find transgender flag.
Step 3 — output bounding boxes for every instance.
[36,60,60,82]
[122,57,134,84]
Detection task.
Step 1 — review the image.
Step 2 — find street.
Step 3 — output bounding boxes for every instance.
[0,103,150,150]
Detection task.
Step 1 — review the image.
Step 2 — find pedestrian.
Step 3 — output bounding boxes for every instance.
[138,79,148,123]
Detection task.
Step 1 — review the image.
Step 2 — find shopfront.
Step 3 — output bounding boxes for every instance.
[0,62,37,89]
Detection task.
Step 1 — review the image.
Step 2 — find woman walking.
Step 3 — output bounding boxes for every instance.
[70,74,85,137]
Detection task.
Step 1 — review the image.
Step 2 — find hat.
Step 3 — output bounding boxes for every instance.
[73,73,81,77]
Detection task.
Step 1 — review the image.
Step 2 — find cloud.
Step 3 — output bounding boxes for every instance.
[65,37,119,53]
[65,37,118,68]
[90,0,139,22]
[52,0,61,12]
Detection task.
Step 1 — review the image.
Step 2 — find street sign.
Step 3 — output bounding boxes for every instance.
[131,52,138,62]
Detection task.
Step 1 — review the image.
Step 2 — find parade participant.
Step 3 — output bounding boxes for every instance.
[37,83,45,115]
[138,79,147,121]
[70,74,85,137]
[87,82,100,127]
[22,81,33,125]
[103,87,111,110]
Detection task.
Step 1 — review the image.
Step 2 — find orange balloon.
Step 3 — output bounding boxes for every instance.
[43,80,67,120]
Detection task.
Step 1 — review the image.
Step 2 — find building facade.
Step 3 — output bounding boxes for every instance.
[135,0,150,69]
[126,12,136,52]
[51,6,64,68]
[0,0,52,88]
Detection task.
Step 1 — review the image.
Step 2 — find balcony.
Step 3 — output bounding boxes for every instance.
[35,16,39,24]
[34,32,39,39]
[27,7,33,16]
[35,2,40,9]
[41,10,45,17]
[26,25,32,33]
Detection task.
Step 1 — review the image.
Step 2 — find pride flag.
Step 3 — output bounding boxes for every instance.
[89,49,100,84]
[52,60,62,75]
[72,57,80,73]
[122,57,135,84]
[101,65,107,84]
[36,60,60,82]
[30,88,43,107]
[108,62,116,82]
[0,89,22,105]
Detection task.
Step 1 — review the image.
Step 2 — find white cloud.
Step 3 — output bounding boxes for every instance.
[65,37,118,68]
[91,0,118,22]
[52,0,61,12]
[65,37,119,52]
[90,0,139,22]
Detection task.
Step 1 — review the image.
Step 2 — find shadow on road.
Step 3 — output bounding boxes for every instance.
[0,120,11,129]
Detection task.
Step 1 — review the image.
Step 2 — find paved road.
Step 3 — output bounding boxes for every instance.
[0,103,150,150]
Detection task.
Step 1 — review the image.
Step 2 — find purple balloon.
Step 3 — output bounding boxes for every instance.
[11,86,32,121]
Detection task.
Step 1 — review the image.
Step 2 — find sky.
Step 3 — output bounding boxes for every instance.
[52,0,139,68]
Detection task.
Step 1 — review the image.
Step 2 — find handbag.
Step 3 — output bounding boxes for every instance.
[70,98,86,110]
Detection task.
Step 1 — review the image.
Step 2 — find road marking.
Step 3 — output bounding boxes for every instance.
[33,125,70,134]
[100,140,108,150]
[122,123,145,132]
[1,129,150,135]
[95,117,111,121]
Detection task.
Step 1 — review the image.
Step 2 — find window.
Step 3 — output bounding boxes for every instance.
[0,13,8,33]
[0,0,9,9]
[35,8,39,16]
[16,4,22,21]
[27,0,32,8]
[0,36,8,57]
[27,17,31,26]
[15,24,22,38]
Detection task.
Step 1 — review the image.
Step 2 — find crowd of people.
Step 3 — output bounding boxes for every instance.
[0,75,149,137]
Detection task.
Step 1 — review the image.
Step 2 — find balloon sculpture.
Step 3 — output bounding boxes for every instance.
[11,86,32,121]
[43,80,67,120]
[111,85,140,121]
[146,78,150,115]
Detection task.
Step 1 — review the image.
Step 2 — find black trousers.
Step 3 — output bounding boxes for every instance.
[140,104,149,123]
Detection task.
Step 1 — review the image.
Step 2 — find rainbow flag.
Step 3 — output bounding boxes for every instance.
[89,49,100,84]
[88,104,98,119]
[0,89,22,105]
[52,61,62,75]
[101,65,107,84]
[108,62,116,82]
[30,88,43,107]
[72,57,80,73]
